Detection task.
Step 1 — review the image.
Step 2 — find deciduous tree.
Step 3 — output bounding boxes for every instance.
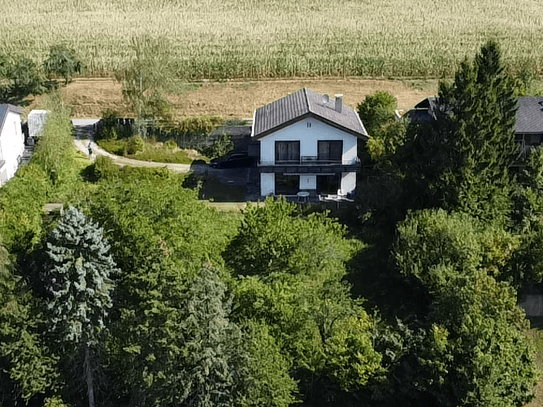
[44,44,83,85]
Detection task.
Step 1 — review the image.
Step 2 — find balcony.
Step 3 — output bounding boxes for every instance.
[258,156,360,173]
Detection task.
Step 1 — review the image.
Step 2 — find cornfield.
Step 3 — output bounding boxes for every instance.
[2,0,543,79]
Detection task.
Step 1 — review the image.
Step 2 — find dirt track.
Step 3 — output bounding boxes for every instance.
[26,77,437,119]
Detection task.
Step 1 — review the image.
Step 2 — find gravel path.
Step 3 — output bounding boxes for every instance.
[72,119,197,174]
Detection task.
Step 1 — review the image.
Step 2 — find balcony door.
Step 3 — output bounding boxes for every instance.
[275,141,300,164]
[318,141,342,163]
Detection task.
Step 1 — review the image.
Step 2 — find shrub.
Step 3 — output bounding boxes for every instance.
[93,156,119,180]
[0,164,50,251]
[127,135,144,155]
[200,132,234,160]
[164,139,177,150]
[97,139,127,156]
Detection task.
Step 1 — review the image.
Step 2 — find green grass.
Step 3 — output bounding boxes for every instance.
[97,138,203,164]
[2,0,543,79]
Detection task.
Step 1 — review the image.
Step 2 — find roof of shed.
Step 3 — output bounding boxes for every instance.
[252,88,367,139]
[0,104,22,136]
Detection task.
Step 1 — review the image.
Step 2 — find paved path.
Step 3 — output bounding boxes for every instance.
[72,119,196,173]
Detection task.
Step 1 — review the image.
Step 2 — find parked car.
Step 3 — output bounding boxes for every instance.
[209,153,255,169]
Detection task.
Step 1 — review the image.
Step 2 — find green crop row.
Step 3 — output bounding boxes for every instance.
[1,0,543,79]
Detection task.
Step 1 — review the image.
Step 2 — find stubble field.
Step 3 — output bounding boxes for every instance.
[2,0,543,79]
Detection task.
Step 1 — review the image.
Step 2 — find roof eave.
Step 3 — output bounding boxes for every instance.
[252,112,368,140]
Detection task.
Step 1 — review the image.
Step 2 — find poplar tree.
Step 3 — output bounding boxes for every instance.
[42,207,117,407]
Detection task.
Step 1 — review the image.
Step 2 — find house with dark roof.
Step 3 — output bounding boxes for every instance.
[0,104,24,186]
[406,96,543,164]
[249,88,367,200]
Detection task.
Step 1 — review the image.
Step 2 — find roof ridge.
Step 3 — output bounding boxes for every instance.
[304,88,311,113]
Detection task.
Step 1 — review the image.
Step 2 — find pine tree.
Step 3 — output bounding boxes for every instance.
[42,206,118,407]
[176,263,242,407]
[402,41,518,222]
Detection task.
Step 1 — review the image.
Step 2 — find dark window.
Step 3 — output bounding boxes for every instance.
[318,141,343,162]
[317,175,340,195]
[275,174,299,195]
[275,141,300,163]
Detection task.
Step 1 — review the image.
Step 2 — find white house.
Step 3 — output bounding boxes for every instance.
[0,104,24,186]
[250,88,367,199]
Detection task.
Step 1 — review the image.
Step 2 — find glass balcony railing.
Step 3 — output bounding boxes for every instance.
[259,156,360,166]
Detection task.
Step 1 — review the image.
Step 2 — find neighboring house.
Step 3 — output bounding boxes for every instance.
[406,96,543,164]
[248,88,367,200]
[0,104,24,186]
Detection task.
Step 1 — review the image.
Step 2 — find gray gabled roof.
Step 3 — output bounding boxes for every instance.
[408,96,543,134]
[252,88,367,139]
[0,104,23,135]
[516,97,543,134]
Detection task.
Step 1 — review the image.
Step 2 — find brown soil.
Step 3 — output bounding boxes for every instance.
[25,77,436,119]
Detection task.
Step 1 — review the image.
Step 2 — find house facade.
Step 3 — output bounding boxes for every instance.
[0,104,24,186]
[249,88,367,199]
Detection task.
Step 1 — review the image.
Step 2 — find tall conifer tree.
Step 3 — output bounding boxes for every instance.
[42,207,117,407]
[402,41,517,222]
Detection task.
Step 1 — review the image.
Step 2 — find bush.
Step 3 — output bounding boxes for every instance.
[127,135,145,155]
[93,156,119,180]
[164,139,177,150]
[118,166,177,181]
[97,139,127,156]
[0,164,50,251]
[200,132,234,160]
[97,109,133,141]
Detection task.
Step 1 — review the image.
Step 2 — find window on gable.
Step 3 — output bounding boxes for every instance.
[318,141,343,162]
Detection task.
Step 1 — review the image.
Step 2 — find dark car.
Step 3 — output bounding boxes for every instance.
[209,153,255,169]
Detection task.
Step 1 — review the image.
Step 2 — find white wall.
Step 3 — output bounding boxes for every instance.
[300,174,316,190]
[261,173,275,196]
[341,172,356,195]
[259,118,358,165]
[0,111,24,185]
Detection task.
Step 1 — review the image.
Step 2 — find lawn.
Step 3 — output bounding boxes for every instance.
[2,0,543,79]
[97,138,207,164]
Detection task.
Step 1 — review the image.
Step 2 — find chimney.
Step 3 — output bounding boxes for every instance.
[334,94,343,113]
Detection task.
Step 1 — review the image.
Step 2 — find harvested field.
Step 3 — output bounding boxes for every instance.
[24,77,436,119]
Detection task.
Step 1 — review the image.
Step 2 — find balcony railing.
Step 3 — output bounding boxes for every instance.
[259,156,360,166]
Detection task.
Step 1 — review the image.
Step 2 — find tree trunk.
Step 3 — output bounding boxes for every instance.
[85,345,96,407]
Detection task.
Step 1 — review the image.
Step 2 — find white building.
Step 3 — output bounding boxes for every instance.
[0,104,24,186]
[250,88,367,199]
[28,110,48,139]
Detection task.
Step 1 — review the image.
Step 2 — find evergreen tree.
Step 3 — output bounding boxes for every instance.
[401,41,517,222]
[41,207,117,407]
[138,263,243,407]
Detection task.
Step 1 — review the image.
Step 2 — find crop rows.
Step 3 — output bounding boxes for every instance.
[1,0,543,79]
